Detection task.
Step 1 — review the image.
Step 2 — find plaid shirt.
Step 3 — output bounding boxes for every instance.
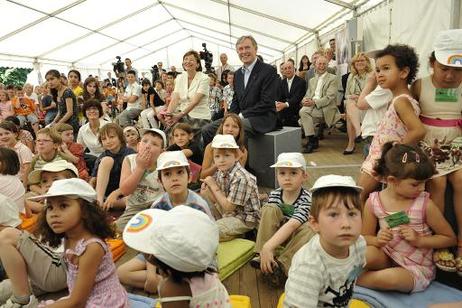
[214,162,260,225]
[222,85,234,109]
[208,86,223,113]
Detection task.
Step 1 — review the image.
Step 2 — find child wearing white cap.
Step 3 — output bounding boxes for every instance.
[410,28,462,259]
[1,179,128,307]
[284,175,365,308]
[201,134,260,241]
[117,150,213,294]
[102,128,166,231]
[251,152,314,287]
[0,160,79,306]
[123,206,230,307]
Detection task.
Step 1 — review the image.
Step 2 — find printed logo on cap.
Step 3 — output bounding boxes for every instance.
[448,54,462,66]
[126,213,153,232]
[164,161,181,167]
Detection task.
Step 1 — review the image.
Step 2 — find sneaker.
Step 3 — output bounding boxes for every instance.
[249,256,261,269]
[2,295,38,308]
[0,280,12,304]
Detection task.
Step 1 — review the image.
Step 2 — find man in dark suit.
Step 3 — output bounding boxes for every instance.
[202,35,279,146]
[277,60,307,127]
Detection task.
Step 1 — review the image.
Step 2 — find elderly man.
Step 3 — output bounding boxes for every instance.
[202,35,279,145]
[215,53,234,83]
[277,60,307,127]
[299,55,341,153]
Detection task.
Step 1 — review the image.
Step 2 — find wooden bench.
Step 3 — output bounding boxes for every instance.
[248,127,302,188]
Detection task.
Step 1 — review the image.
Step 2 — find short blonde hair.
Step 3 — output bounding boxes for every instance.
[37,127,62,144]
[350,52,372,76]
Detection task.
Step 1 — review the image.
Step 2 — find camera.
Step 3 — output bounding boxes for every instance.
[151,64,160,81]
[112,56,125,77]
[199,43,214,74]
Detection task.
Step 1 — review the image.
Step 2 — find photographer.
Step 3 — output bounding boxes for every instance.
[200,43,214,74]
[165,50,210,137]
[124,58,138,79]
[115,70,142,127]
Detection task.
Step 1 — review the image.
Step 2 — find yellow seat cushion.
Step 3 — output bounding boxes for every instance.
[277,293,370,308]
[217,239,255,281]
[230,295,251,308]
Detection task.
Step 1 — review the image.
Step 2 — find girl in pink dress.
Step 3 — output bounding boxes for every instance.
[358,143,456,292]
[0,89,14,120]
[32,178,128,307]
[358,44,426,206]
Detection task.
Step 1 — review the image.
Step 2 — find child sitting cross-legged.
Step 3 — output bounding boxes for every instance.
[123,206,230,307]
[357,143,456,293]
[0,161,79,307]
[201,134,260,242]
[30,179,128,307]
[250,153,315,288]
[284,175,365,308]
[117,150,213,294]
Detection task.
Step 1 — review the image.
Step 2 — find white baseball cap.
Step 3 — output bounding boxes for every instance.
[211,134,239,149]
[434,29,462,68]
[28,160,79,184]
[310,175,362,193]
[28,178,97,202]
[123,205,219,272]
[142,128,167,148]
[270,152,307,169]
[156,151,190,171]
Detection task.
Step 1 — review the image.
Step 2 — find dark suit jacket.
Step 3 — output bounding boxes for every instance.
[230,60,278,134]
[278,75,307,126]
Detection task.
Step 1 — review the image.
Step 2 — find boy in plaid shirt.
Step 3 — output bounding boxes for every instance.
[201,134,260,241]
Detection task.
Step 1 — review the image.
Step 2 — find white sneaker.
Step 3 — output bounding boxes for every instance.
[1,295,38,308]
[0,280,12,304]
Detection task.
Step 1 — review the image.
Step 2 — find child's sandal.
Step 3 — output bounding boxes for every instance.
[433,249,457,272]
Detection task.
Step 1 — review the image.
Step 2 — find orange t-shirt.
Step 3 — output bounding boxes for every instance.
[13,97,35,116]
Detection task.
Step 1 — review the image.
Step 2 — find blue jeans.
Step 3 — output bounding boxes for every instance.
[128,293,157,308]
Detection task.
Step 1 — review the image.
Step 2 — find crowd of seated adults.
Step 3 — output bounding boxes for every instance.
[0,29,461,308]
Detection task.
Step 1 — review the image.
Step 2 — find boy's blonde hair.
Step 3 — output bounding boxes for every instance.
[212,147,239,157]
[310,187,361,220]
[54,123,74,134]
[37,127,62,144]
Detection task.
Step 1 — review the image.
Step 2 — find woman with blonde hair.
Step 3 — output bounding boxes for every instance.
[343,52,373,154]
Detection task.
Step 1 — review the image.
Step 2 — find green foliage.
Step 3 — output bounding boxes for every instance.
[0,67,33,86]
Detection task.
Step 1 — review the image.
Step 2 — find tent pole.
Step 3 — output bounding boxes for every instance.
[450,0,461,28]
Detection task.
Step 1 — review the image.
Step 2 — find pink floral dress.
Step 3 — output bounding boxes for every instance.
[361,94,420,175]
[369,191,435,292]
[41,238,128,307]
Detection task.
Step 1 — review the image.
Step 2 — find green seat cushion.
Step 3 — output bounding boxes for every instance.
[217,239,255,281]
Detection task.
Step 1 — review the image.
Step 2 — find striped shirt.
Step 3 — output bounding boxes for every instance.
[267,188,311,224]
[284,234,366,308]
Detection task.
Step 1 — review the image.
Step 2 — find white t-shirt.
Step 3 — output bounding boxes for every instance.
[174,71,211,120]
[0,193,21,228]
[125,82,142,110]
[76,118,109,157]
[284,234,366,308]
[361,86,393,137]
[0,174,25,213]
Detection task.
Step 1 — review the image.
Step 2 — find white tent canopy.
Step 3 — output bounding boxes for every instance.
[0,0,460,80]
